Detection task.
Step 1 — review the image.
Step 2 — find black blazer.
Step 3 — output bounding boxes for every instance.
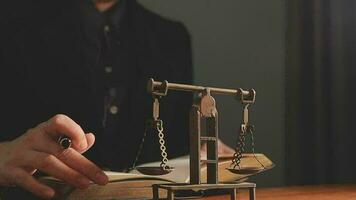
[0,0,192,170]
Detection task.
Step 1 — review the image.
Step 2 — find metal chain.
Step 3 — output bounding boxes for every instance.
[249,125,266,169]
[231,124,247,169]
[129,120,170,171]
[231,103,250,170]
[230,124,266,170]
[156,120,169,170]
[249,125,256,154]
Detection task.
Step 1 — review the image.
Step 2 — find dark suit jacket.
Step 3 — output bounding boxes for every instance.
[0,0,192,171]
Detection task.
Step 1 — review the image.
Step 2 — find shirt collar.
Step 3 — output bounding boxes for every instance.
[79,0,126,45]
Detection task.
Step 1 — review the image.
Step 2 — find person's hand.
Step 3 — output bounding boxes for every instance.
[201,139,235,159]
[0,114,108,199]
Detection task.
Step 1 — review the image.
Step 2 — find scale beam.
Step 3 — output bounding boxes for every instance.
[147,78,255,103]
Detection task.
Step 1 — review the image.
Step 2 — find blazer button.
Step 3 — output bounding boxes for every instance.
[104,25,110,33]
[105,66,112,73]
[110,105,118,115]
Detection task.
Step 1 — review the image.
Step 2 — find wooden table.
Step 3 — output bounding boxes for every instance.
[202,185,356,200]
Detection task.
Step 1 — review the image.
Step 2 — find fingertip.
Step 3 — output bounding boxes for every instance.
[95,171,109,186]
[43,188,55,199]
[77,177,91,189]
[78,133,95,154]
[86,132,95,141]
[85,133,95,148]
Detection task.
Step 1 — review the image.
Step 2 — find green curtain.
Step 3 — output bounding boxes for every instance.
[286,0,356,184]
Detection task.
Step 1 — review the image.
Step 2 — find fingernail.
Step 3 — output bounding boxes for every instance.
[95,172,108,185]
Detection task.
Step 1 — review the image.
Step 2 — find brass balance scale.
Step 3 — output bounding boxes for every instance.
[133,78,265,200]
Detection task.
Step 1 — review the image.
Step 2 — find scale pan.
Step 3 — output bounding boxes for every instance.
[227,167,264,175]
[135,166,174,176]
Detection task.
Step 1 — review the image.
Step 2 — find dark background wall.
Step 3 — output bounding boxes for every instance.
[139,0,286,187]
[285,0,356,185]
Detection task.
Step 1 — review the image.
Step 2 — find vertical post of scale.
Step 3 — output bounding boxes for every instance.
[206,114,218,184]
[189,89,219,185]
[189,104,201,184]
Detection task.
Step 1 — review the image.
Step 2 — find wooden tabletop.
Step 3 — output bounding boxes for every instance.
[203,185,356,200]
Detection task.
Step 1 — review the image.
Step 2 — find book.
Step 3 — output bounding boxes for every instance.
[40,154,274,200]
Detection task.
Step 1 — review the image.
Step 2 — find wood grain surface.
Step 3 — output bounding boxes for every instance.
[203,185,356,200]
